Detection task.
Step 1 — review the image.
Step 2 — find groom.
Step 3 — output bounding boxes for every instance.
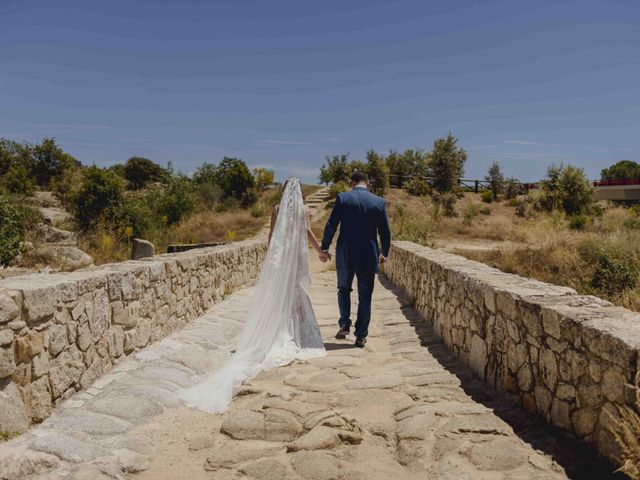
[320,171,392,348]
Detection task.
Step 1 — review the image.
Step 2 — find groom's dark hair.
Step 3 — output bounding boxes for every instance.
[351,171,368,184]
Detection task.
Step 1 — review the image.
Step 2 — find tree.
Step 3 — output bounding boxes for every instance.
[0,138,34,177]
[193,162,218,185]
[365,149,390,196]
[214,157,255,200]
[318,154,352,185]
[429,132,467,192]
[72,166,125,230]
[253,168,275,190]
[123,156,167,190]
[485,161,505,198]
[601,160,640,181]
[32,138,77,187]
[539,163,593,215]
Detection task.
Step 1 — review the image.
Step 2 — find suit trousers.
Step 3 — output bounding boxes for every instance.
[337,269,375,338]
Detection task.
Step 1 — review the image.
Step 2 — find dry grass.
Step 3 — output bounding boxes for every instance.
[386,188,640,312]
[610,373,640,479]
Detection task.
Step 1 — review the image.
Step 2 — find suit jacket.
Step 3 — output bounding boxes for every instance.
[321,186,391,273]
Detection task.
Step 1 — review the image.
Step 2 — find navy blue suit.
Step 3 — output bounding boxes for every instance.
[321,186,391,338]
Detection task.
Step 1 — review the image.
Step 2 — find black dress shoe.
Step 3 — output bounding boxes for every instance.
[354,337,367,348]
[335,326,350,339]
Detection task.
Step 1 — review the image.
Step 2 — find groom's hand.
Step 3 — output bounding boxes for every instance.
[379,255,388,265]
[319,250,330,263]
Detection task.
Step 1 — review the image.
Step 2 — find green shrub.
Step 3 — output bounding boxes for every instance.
[569,214,590,230]
[481,190,494,203]
[253,168,275,191]
[539,164,594,215]
[115,196,154,237]
[328,182,349,199]
[406,178,431,197]
[216,197,239,212]
[240,187,259,208]
[123,156,167,190]
[480,206,492,215]
[514,200,528,218]
[250,203,266,218]
[2,163,35,196]
[624,217,640,230]
[432,191,457,217]
[0,196,26,266]
[591,249,639,295]
[152,176,196,225]
[463,205,480,225]
[504,178,520,199]
[195,181,222,207]
[73,167,125,231]
[508,197,520,207]
[319,154,353,185]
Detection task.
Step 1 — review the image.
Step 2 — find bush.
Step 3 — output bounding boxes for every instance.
[328,182,348,199]
[569,214,590,230]
[481,190,494,203]
[539,164,594,215]
[0,196,26,266]
[485,161,504,198]
[123,156,167,190]
[463,205,480,225]
[195,181,222,207]
[406,178,431,197]
[253,168,275,191]
[591,249,639,295]
[624,217,640,230]
[152,176,196,225]
[480,206,492,215]
[250,203,266,218]
[73,167,125,231]
[365,149,390,196]
[432,191,457,217]
[430,132,467,192]
[216,197,239,212]
[514,199,528,218]
[31,138,77,187]
[2,163,35,196]
[240,187,259,208]
[504,178,520,199]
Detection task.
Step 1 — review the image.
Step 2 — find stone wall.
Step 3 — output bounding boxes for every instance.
[384,241,640,465]
[0,239,267,433]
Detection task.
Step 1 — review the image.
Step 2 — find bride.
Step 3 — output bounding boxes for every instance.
[180,177,327,413]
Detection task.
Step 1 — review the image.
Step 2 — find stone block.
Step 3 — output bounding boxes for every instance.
[0,381,29,433]
[0,290,19,324]
[48,323,67,356]
[0,345,16,378]
[16,330,44,363]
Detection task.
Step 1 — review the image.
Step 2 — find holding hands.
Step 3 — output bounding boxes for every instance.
[319,250,332,263]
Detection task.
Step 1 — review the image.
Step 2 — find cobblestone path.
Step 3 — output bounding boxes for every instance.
[0,266,615,480]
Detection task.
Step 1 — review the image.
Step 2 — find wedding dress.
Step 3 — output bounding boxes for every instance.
[179,177,325,413]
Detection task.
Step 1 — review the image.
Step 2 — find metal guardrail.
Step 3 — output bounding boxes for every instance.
[388,175,535,194]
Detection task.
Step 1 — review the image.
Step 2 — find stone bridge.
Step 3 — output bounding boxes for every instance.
[0,191,638,479]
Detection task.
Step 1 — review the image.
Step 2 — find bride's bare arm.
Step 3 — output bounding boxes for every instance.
[306,210,330,259]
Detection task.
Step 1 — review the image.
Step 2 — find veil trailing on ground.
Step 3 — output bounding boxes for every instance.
[180,177,325,413]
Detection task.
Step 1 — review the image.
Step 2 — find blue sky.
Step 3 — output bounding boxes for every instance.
[1,0,639,183]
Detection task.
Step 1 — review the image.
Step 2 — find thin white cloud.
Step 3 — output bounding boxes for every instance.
[503,140,550,146]
[497,152,573,160]
[468,144,499,151]
[257,139,315,146]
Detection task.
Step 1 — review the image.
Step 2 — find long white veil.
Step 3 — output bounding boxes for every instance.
[180,177,324,413]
